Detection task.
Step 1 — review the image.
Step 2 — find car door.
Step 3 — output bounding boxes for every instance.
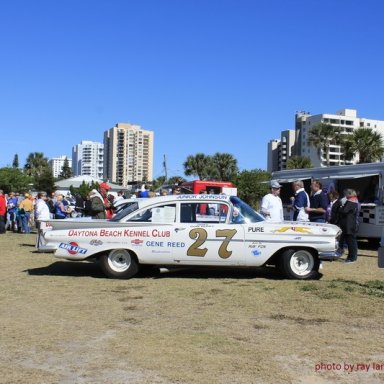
[172,201,246,266]
[123,202,177,264]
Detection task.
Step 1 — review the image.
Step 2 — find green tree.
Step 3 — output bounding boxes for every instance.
[34,168,55,193]
[347,128,384,163]
[58,157,72,180]
[12,154,19,168]
[211,152,239,181]
[168,176,186,186]
[234,169,270,209]
[339,135,355,163]
[24,152,49,179]
[308,124,342,166]
[183,153,211,180]
[0,167,33,193]
[182,152,239,181]
[151,176,167,191]
[70,180,99,199]
[287,156,313,169]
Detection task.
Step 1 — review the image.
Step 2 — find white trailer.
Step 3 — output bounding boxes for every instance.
[272,162,384,241]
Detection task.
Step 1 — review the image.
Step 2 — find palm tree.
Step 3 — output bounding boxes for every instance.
[338,135,355,163]
[308,124,342,166]
[211,153,238,181]
[183,153,211,180]
[24,152,49,179]
[348,128,384,163]
[287,156,313,169]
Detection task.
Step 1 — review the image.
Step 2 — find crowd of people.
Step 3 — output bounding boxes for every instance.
[0,190,40,235]
[0,182,184,236]
[260,179,360,263]
[0,182,128,235]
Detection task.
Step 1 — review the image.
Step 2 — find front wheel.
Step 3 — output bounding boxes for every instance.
[279,249,320,280]
[100,249,139,279]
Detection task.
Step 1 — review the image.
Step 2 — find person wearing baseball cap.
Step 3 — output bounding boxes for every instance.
[260,180,284,222]
[99,182,111,191]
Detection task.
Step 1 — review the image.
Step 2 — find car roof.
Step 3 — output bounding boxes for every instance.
[113,198,144,207]
[134,194,232,207]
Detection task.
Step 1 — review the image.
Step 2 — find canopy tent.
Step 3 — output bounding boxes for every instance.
[55,176,123,193]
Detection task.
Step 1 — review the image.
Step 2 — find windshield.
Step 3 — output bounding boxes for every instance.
[110,201,139,221]
[230,196,265,223]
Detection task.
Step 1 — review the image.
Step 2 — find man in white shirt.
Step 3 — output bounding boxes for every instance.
[261,180,284,222]
[35,192,51,222]
[35,192,51,248]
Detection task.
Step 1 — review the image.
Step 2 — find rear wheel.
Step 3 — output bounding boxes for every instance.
[280,249,320,280]
[100,249,139,279]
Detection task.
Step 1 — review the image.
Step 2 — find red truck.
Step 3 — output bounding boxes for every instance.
[180,180,237,195]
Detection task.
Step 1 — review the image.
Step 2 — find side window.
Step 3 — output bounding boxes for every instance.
[181,203,228,223]
[180,203,197,223]
[127,204,176,223]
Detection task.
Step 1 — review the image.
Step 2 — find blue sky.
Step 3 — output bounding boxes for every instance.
[1,0,384,180]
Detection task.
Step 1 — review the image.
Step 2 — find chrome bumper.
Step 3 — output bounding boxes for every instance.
[318,250,342,261]
[36,244,56,253]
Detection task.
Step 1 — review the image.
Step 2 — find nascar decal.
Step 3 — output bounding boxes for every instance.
[272,226,312,234]
[248,242,266,249]
[145,240,186,248]
[68,229,171,238]
[176,194,227,201]
[59,242,87,255]
[187,228,237,259]
[119,229,171,238]
[251,249,262,257]
[68,230,98,237]
[248,227,265,233]
[131,239,144,246]
[89,239,103,246]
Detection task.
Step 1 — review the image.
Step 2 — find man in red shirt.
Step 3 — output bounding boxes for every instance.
[0,190,7,234]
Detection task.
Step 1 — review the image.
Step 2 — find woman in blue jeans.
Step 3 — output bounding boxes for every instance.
[20,210,31,234]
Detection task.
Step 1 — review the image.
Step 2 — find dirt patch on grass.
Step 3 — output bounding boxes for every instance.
[1,233,384,383]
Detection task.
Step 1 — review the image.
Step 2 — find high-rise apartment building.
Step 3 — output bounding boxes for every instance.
[104,123,154,186]
[268,109,384,172]
[49,155,72,178]
[296,109,384,167]
[267,130,296,173]
[72,140,104,179]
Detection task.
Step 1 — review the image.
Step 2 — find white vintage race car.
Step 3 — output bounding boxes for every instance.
[38,194,342,280]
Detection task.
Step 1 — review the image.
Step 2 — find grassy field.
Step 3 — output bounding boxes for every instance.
[1,232,384,384]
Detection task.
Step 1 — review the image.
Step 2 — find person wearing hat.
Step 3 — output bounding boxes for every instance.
[260,180,284,222]
[87,189,106,219]
[98,182,113,219]
[18,193,34,233]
